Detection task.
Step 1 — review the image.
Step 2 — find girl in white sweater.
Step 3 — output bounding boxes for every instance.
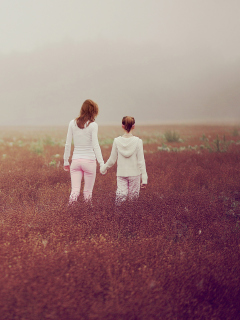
[100,116,147,204]
[63,99,104,204]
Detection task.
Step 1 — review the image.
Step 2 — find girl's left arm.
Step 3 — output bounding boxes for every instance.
[63,121,73,167]
[92,123,104,167]
[137,139,148,185]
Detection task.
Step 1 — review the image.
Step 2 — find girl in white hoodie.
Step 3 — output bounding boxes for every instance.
[100,116,147,204]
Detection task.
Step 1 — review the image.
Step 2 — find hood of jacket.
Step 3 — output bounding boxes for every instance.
[115,136,140,158]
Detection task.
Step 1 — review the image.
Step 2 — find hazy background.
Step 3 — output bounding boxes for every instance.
[0,0,240,126]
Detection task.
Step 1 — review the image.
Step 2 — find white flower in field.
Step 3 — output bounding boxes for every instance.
[157,145,170,152]
[42,239,48,248]
[2,154,7,159]
[8,142,13,147]
[199,230,202,235]
[53,154,60,158]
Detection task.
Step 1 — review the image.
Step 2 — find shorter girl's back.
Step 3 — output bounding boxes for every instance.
[100,115,147,204]
[101,135,148,184]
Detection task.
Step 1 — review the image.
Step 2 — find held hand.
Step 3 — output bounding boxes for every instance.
[100,168,107,175]
[64,165,70,172]
[100,164,107,175]
[141,183,147,189]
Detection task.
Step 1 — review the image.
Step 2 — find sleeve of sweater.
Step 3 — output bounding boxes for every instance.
[63,120,73,166]
[91,123,104,166]
[137,139,148,184]
[100,139,118,173]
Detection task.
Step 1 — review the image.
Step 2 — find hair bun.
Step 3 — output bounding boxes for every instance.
[122,116,135,133]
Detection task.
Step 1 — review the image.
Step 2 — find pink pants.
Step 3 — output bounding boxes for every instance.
[69,159,96,203]
[116,175,141,205]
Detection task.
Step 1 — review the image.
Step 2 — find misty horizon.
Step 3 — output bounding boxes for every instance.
[1,1,240,126]
[1,40,240,126]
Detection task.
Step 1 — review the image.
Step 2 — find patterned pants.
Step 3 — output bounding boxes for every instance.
[115,175,141,205]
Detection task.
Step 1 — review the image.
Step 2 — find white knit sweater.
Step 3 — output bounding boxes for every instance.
[100,136,148,184]
[63,120,104,166]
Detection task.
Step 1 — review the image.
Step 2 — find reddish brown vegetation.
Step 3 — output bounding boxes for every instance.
[0,125,240,319]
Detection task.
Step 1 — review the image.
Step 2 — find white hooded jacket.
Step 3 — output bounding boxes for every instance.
[101,136,148,184]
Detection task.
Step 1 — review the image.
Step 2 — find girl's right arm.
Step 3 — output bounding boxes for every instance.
[63,121,73,167]
[137,139,148,185]
[100,139,118,174]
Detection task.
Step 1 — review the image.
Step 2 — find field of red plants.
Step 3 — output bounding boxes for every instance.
[0,124,240,320]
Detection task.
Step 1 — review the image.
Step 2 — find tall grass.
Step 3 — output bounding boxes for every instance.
[164,130,181,142]
[0,126,240,319]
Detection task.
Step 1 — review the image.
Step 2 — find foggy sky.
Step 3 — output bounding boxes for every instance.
[1,0,240,126]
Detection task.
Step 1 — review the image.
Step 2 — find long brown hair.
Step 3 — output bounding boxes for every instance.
[76,99,99,129]
[122,116,135,133]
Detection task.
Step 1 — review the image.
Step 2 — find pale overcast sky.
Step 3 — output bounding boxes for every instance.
[0,0,240,125]
[1,0,240,56]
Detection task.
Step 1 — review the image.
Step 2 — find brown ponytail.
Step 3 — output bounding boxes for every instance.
[76,99,99,129]
[122,116,135,133]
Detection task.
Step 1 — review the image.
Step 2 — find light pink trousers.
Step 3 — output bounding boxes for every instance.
[116,175,141,205]
[69,159,96,203]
